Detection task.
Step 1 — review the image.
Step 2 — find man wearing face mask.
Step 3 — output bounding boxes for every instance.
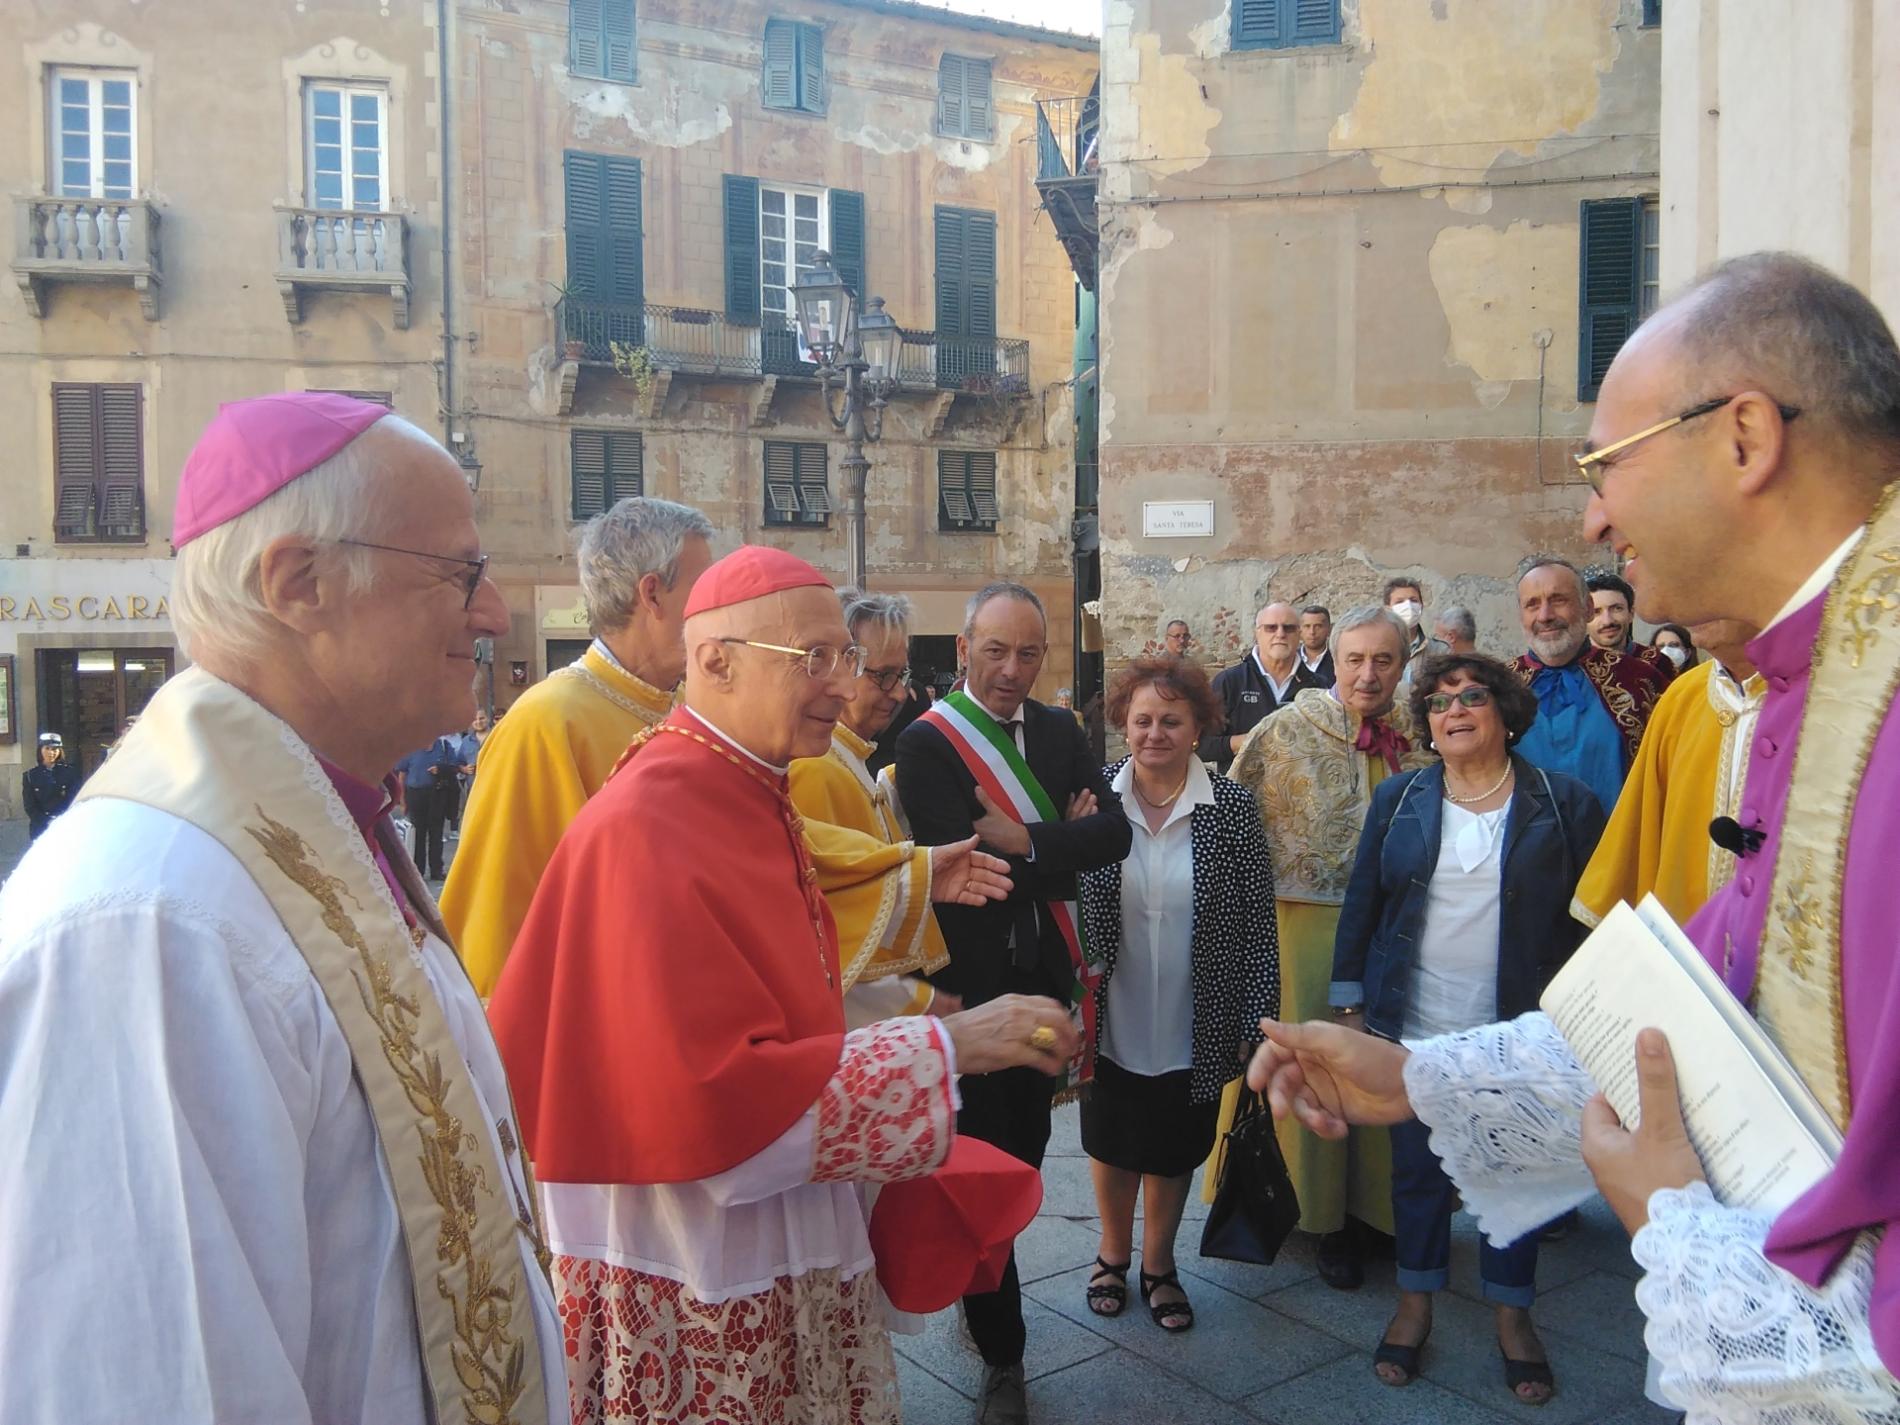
[1586,570,1678,686]
[1384,579,1448,687]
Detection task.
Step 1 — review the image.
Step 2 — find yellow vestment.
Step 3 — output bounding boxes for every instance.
[443,644,672,996]
[1572,659,1766,929]
[790,725,948,1027]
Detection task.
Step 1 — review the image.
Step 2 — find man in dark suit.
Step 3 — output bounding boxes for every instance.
[896,582,1131,1425]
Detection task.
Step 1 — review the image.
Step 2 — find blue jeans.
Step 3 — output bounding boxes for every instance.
[1389,1117,1538,1307]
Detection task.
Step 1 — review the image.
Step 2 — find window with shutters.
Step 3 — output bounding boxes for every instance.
[570,0,637,82]
[938,451,999,533]
[305,83,387,210]
[1577,195,1645,401]
[937,55,994,141]
[762,19,825,115]
[1640,195,1660,318]
[1642,0,1661,27]
[563,150,645,351]
[50,69,137,199]
[762,440,831,526]
[1233,0,1340,49]
[934,206,998,386]
[52,383,145,543]
[570,429,643,520]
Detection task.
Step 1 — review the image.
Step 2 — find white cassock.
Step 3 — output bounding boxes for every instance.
[0,799,566,1425]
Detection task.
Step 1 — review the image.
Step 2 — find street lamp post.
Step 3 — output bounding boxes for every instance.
[792,251,901,590]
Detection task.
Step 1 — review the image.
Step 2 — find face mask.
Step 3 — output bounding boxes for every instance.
[1393,600,1422,627]
[1660,644,1688,667]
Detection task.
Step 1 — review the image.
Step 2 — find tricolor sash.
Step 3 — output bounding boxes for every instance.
[921,690,1101,1088]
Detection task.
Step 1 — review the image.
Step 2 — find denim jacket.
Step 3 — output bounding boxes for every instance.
[1329,754,1607,1042]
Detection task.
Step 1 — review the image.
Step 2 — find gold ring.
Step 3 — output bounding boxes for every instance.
[1029,1026,1058,1052]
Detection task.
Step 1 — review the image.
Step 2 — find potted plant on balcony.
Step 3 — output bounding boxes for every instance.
[549,281,587,362]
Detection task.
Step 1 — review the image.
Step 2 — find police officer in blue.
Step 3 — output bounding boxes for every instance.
[22,732,82,841]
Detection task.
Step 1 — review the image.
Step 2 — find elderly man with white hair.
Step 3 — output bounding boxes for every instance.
[0,393,564,1424]
[443,494,713,995]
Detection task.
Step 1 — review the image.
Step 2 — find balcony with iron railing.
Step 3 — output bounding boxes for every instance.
[275,206,411,329]
[13,195,162,319]
[1034,91,1100,292]
[557,295,1031,396]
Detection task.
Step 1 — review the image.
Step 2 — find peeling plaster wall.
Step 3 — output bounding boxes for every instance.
[1096,0,1659,671]
[455,0,1096,692]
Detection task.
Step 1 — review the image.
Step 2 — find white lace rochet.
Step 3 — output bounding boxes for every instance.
[1403,1013,1900,1422]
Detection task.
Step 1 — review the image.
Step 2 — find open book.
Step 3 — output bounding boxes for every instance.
[1539,895,1842,1216]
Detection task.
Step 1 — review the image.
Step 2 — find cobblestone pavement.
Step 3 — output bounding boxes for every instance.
[2,817,1673,1425]
[894,1103,1676,1425]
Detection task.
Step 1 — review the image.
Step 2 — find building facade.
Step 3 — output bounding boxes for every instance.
[448,0,1096,696]
[0,1,446,817]
[1085,0,1662,673]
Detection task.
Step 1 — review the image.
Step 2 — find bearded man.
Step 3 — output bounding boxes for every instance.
[444,496,713,995]
[1249,251,1900,1418]
[0,393,563,1423]
[1512,555,1667,820]
[1228,605,1431,1289]
[490,547,1076,1425]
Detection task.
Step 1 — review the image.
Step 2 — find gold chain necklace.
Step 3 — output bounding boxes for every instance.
[1132,770,1190,809]
[1444,763,1513,804]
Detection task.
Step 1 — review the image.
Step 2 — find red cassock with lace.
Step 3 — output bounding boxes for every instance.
[492,708,958,1425]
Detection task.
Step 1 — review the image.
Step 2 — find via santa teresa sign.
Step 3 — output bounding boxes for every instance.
[1142,500,1216,538]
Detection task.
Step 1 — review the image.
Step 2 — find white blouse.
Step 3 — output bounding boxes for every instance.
[1102,758,1215,1077]
[1406,800,1508,1041]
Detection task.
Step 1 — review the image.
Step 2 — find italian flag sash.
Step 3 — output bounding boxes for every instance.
[921,689,1100,1088]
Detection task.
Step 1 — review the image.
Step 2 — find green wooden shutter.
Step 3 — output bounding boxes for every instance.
[724,175,761,322]
[762,20,797,109]
[604,156,643,308]
[97,384,145,539]
[1578,196,1644,401]
[1291,0,1339,42]
[1643,0,1661,25]
[796,23,826,113]
[934,207,966,334]
[52,384,100,539]
[967,212,996,338]
[967,450,998,524]
[1234,0,1282,46]
[763,440,799,523]
[938,55,966,136]
[603,0,636,81]
[828,189,865,298]
[794,442,830,518]
[564,151,606,298]
[963,57,993,140]
[571,430,608,519]
[570,0,605,76]
[606,430,643,503]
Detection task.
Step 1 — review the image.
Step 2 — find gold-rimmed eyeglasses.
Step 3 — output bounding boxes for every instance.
[340,539,490,609]
[719,638,868,680]
[1573,394,1801,494]
[863,664,913,693]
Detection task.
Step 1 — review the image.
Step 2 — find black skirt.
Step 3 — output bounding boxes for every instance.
[1080,1055,1221,1178]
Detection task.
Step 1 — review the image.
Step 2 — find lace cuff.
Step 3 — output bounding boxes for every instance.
[1401,1012,1599,1244]
[812,1016,954,1185]
[1633,1181,1900,1422]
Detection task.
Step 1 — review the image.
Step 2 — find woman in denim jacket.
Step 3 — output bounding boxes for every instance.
[1330,653,1606,1406]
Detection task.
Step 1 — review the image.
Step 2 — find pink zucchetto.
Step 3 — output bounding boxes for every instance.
[171,392,390,548]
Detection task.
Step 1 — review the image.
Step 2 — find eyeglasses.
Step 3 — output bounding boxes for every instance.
[1573,394,1801,494]
[1426,687,1494,715]
[719,638,868,680]
[863,664,913,693]
[339,539,490,609]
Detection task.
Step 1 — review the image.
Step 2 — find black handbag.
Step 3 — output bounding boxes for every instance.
[1199,1087,1301,1265]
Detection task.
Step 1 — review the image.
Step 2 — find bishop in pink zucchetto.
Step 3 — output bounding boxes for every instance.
[172,391,390,547]
[0,386,566,1422]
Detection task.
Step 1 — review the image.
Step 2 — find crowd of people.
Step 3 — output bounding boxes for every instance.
[2,248,1899,1425]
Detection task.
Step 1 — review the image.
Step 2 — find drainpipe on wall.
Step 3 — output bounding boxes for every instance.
[436,0,459,473]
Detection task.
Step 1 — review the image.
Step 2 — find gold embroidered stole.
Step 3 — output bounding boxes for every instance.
[1758,485,1900,1133]
[77,669,549,1425]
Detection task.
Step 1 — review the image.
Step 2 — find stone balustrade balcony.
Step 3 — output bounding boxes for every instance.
[13,195,162,319]
[275,206,411,329]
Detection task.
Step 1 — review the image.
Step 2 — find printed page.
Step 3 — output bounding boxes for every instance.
[1539,900,1836,1216]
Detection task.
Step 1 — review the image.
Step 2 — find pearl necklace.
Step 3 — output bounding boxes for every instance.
[1444,763,1513,804]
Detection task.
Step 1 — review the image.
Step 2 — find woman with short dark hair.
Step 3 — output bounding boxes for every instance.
[1336,653,1606,1405]
[1078,657,1279,1334]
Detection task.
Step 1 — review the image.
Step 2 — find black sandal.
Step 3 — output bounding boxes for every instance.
[1499,1346,1555,1406]
[1085,1256,1130,1317]
[1139,1268,1195,1333]
[1373,1315,1430,1387]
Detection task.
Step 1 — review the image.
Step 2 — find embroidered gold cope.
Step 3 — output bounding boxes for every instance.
[1759,484,1900,1132]
[78,669,550,1425]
